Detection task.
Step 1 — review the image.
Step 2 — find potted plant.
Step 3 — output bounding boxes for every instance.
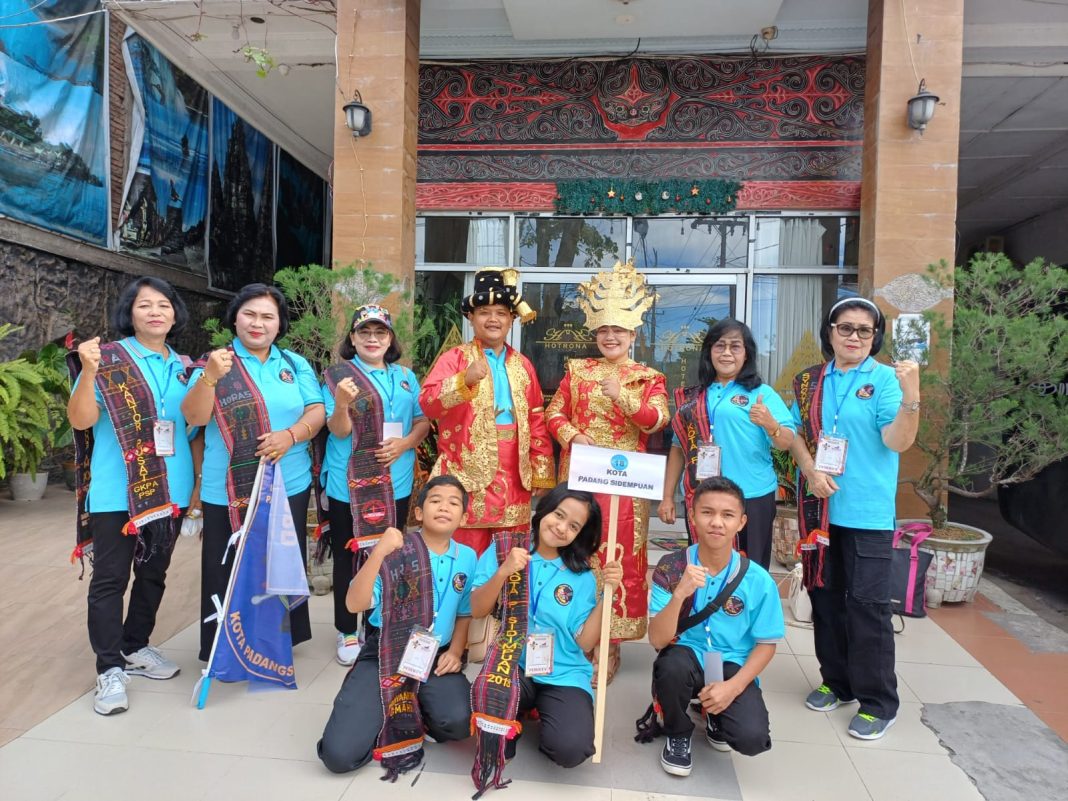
[20,339,75,489]
[0,325,58,500]
[771,447,800,569]
[895,254,1068,602]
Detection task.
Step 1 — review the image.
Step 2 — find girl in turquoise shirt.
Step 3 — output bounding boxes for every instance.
[471,484,622,768]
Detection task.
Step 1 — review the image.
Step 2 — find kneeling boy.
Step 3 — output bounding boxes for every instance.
[318,476,477,776]
[646,476,784,776]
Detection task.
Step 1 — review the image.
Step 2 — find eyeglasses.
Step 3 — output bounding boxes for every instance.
[353,328,390,341]
[711,342,744,354]
[831,323,876,339]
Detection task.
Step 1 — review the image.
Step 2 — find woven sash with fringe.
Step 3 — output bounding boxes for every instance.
[470,528,530,798]
[373,530,434,780]
[67,342,179,575]
[794,363,831,590]
[192,348,270,532]
[314,362,395,569]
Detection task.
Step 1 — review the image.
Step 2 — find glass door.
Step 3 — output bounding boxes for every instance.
[516,273,744,533]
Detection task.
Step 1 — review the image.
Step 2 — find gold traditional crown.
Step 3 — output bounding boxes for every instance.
[576,259,658,332]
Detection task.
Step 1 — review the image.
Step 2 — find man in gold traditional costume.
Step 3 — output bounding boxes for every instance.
[419,268,555,556]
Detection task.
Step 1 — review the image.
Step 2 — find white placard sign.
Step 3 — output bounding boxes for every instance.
[566,443,666,501]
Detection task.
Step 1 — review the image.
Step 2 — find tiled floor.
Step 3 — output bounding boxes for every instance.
[0,490,1063,801]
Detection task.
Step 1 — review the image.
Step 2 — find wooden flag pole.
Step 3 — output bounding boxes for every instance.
[591,493,620,764]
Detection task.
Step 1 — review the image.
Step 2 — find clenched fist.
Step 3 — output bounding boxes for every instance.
[77,337,102,374]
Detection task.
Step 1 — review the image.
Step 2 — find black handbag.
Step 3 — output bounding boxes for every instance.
[890,523,934,618]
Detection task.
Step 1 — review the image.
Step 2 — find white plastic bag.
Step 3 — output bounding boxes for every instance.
[787,563,812,624]
[181,507,203,538]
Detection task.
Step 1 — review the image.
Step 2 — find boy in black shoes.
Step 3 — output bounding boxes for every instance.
[643,477,784,776]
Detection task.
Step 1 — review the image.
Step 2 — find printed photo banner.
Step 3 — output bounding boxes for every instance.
[275,150,326,271]
[0,0,108,244]
[209,98,275,292]
[117,32,209,273]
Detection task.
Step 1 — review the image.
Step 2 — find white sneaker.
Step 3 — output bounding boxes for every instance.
[336,632,361,666]
[94,668,130,715]
[122,645,180,680]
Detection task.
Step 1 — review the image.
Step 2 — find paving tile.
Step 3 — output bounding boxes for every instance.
[764,690,841,746]
[826,702,950,755]
[0,728,21,748]
[759,651,813,696]
[894,663,1022,706]
[783,623,816,656]
[846,748,985,801]
[612,790,736,801]
[794,654,921,705]
[731,740,872,801]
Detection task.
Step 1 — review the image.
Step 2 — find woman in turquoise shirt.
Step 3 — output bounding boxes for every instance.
[321,304,430,666]
[182,283,325,662]
[470,484,621,768]
[67,277,194,716]
[658,319,795,568]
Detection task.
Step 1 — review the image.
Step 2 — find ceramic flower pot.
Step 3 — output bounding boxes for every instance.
[8,472,48,501]
[898,519,993,604]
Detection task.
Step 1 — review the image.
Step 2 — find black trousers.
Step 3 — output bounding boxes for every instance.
[740,490,777,570]
[199,489,312,662]
[652,645,771,756]
[317,633,472,774]
[87,511,180,674]
[810,524,898,719]
[327,495,411,635]
[515,675,595,768]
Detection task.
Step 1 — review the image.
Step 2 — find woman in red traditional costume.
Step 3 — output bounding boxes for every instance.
[545,260,669,685]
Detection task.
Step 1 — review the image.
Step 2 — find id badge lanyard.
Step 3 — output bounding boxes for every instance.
[127,339,175,417]
[706,381,736,443]
[694,549,737,652]
[428,543,458,637]
[826,358,869,436]
[529,559,561,628]
[366,364,397,418]
[526,559,560,676]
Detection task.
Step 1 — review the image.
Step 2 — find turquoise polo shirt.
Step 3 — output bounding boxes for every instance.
[321,358,423,502]
[73,338,194,512]
[473,549,599,700]
[790,358,902,530]
[485,348,514,424]
[670,382,795,498]
[192,341,322,505]
[369,538,477,648]
[649,546,784,668]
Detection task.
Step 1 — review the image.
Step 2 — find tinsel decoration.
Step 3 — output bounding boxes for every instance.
[555,179,742,215]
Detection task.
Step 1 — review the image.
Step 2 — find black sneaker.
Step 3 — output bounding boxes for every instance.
[660,735,693,776]
[705,717,730,752]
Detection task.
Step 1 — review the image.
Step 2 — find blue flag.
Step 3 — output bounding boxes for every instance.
[195,461,309,706]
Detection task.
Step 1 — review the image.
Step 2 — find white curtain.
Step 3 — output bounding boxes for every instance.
[466,218,507,265]
[767,219,825,385]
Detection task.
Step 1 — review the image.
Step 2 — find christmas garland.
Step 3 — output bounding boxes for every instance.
[554,178,742,216]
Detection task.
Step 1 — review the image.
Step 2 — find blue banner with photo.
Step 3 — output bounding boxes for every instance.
[209,98,275,291]
[0,0,108,244]
[275,150,325,271]
[117,32,209,273]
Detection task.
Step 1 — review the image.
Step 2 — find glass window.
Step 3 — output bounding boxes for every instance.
[632,217,748,270]
[515,217,625,270]
[417,216,508,265]
[750,274,859,402]
[753,216,859,268]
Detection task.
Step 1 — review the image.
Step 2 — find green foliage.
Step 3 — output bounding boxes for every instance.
[771,447,797,506]
[895,254,1068,526]
[240,45,276,78]
[0,325,55,478]
[517,218,621,271]
[19,340,73,453]
[554,178,742,216]
[412,291,463,379]
[205,264,434,373]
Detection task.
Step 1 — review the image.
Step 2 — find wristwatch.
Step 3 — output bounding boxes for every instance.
[901,400,921,413]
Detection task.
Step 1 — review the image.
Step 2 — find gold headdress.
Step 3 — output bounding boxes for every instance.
[576,259,658,332]
[461,267,537,324]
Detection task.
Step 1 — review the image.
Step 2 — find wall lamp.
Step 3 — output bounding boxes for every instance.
[907,79,939,134]
[343,91,372,138]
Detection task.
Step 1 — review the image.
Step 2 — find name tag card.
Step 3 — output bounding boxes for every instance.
[397,626,438,682]
[524,631,555,677]
[153,420,176,456]
[696,442,722,479]
[814,434,848,476]
[382,422,404,441]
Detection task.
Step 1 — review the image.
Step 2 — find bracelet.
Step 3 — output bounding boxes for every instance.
[286,428,298,445]
[201,375,218,388]
[771,424,782,438]
[298,421,313,439]
[901,400,921,413]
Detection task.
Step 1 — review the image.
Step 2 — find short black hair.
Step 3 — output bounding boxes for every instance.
[691,476,746,512]
[416,474,468,512]
[338,311,402,363]
[698,318,763,391]
[223,283,290,339]
[820,297,885,358]
[111,277,189,338]
[530,482,602,573]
